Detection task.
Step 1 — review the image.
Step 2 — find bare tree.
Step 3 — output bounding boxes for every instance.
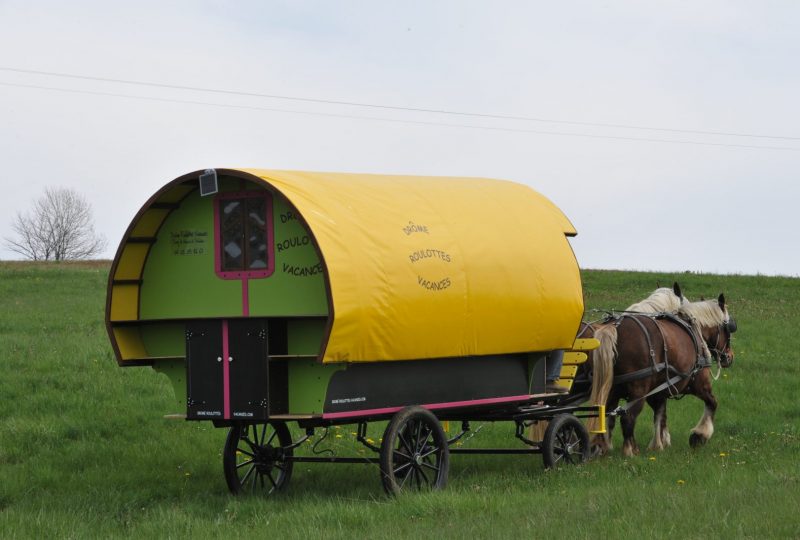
[4,187,107,261]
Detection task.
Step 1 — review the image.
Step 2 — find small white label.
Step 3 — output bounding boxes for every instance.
[331,397,367,405]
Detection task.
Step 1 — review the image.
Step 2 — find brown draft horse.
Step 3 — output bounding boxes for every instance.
[586,294,736,457]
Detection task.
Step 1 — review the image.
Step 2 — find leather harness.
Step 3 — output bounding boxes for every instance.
[605,312,713,413]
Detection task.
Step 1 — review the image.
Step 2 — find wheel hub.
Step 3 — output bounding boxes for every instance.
[253,445,279,473]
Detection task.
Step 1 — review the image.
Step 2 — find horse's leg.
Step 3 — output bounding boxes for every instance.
[620,397,645,457]
[604,394,620,452]
[689,370,718,448]
[661,401,672,448]
[647,397,667,451]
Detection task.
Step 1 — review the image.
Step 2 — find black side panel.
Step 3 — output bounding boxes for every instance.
[268,359,289,415]
[186,320,223,419]
[324,354,529,415]
[529,353,547,394]
[267,319,288,355]
[228,319,269,420]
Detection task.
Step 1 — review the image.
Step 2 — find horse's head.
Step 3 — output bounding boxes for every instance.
[713,294,737,367]
[685,294,736,367]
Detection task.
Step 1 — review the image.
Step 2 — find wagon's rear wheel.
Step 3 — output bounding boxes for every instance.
[380,406,449,495]
[542,414,590,468]
[223,421,293,495]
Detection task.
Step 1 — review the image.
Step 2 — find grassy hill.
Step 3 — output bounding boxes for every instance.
[0,262,797,538]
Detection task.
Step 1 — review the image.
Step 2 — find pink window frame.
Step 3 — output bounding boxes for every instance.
[213,191,275,280]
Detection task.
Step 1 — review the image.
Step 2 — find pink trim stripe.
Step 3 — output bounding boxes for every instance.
[222,320,231,419]
[321,394,532,421]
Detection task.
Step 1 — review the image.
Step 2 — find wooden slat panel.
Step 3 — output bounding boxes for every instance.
[110,284,139,321]
[130,208,171,237]
[554,378,572,390]
[558,365,578,379]
[114,243,149,281]
[563,351,587,365]
[156,184,194,203]
[571,337,600,351]
[113,326,148,360]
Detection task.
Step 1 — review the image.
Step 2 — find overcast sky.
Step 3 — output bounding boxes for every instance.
[1,1,798,276]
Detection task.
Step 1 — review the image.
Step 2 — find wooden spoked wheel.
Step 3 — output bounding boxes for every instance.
[380,406,449,495]
[223,421,293,495]
[542,414,590,468]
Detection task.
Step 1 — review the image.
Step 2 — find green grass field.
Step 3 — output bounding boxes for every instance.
[0,262,798,538]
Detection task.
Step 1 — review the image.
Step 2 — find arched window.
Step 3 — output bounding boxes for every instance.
[214,191,275,279]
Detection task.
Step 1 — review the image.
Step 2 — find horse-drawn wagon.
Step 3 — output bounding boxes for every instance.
[106,168,604,495]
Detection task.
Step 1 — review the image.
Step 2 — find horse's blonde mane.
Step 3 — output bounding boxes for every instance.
[680,299,728,328]
[626,287,685,313]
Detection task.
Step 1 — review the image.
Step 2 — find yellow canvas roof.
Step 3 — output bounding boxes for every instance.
[240,169,584,363]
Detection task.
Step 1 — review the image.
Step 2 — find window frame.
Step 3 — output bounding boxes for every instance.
[213,190,275,279]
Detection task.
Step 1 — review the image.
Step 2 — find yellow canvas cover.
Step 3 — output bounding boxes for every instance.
[240,169,583,363]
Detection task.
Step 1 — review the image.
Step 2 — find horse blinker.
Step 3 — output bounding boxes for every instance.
[725,317,737,334]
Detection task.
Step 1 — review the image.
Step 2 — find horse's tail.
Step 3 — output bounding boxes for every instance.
[586,324,618,435]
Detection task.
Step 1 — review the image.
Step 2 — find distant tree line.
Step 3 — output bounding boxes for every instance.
[3,187,107,261]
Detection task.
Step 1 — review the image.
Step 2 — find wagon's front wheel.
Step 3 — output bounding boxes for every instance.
[223,421,293,495]
[542,414,590,468]
[380,406,449,495]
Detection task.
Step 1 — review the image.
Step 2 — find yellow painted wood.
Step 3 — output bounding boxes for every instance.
[109,284,139,321]
[113,326,148,360]
[571,337,600,351]
[555,378,572,389]
[563,351,588,365]
[130,208,171,238]
[559,365,578,379]
[114,243,149,281]
[157,184,194,203]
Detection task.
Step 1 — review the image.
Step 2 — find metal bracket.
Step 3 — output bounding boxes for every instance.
[446,421,471,446]
[356,422,381,453]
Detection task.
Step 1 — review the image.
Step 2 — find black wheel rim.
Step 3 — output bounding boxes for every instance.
[552,423,584,466]
[390,419,443,490]
[229,423,291,494]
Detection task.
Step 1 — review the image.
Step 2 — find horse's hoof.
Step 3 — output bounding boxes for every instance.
[689,432,707,448]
